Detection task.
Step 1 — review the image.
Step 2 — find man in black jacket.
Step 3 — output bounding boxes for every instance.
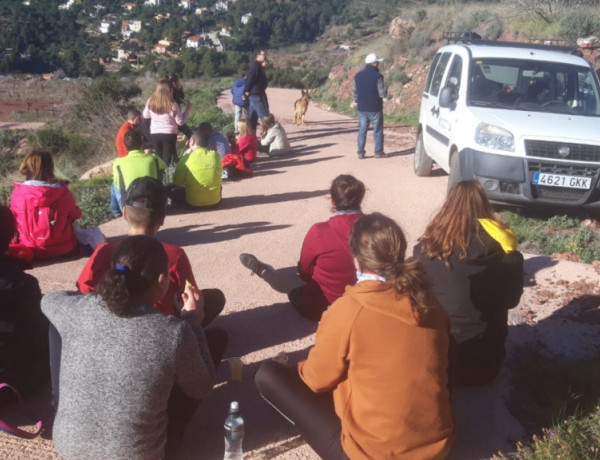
[352,53,387,159]
[244,49,269,132]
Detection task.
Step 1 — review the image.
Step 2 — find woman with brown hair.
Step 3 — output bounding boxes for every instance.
[255,213,455,460]
[9,149,82,260]
[143,79,191,164]
[42,235,227,459]
[240,174,365,321]
[413,180,524,386]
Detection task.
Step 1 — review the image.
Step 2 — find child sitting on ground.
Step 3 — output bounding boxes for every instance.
[0,206,49,405]
[110,130,167,218]
[79,176,225,320]
[236,120,257,165]
[258,113,291,156]
[10,149,82,261]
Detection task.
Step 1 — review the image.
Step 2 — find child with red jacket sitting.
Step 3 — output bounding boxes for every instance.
[236,120,257,165]
[9,149,82,261]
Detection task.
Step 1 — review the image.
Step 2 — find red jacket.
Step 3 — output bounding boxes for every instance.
[298,212,363,304]
[116,121,135,158]
[77,240,196,317]
[236,134,257,163]
[10,182,82,260]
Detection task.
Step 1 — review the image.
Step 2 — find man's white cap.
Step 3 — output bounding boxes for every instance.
[365,53,383,64]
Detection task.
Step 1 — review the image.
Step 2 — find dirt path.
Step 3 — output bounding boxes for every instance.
[3,88,599,460]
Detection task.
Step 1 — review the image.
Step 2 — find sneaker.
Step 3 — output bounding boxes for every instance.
[357,153,365,159]
[374,152,386,159]
[239,253,269,277]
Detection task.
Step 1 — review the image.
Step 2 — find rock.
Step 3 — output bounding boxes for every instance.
[16,138,31,156]
[80,159,113,180]
[577,36,600,49]
[389,17,415,39]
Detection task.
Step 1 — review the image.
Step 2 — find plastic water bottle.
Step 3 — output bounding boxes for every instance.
[223,401,244,460]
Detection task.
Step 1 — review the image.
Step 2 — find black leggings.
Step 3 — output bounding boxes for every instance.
[254,360,349,460]
[151,133,178,165]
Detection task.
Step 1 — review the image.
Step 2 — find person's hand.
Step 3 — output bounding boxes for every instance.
[350,101,357,109]
[182,99,191,106]
[181,283,205,327]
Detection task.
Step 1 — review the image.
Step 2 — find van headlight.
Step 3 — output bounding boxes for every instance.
[475,123,514,151]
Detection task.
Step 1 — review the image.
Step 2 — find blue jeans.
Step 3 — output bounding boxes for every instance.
[234,105,249,133]
[248,94,268,132]
[110,182,122,217]
[357,111,384,156]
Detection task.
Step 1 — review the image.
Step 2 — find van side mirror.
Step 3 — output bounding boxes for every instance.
[439,85,457,108]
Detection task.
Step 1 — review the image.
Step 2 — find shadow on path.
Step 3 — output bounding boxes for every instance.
[158,221,292,247]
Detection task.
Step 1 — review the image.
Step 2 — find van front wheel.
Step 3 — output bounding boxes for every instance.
[414,132,433,176]
[447,151,461,191]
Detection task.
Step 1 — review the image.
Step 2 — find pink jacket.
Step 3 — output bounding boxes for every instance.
[10,182,82,259]
[143,99,190,134]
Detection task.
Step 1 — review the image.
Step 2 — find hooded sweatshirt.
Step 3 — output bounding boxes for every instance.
[10,182,82,259]
[298,212,363,305]
[413,221,524,382]
[298,281,455,460]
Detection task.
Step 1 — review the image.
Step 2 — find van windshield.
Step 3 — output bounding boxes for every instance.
[468,58,600,116]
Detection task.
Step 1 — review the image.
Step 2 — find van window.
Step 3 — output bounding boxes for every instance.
[469,58,600,116]
[424,53,442,94]
[447,55,463,88]
[430,53,452,97]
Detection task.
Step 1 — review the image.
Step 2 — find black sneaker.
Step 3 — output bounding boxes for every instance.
[239,253,269,277]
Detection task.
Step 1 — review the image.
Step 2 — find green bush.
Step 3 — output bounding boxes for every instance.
[409,30,433,56]
[412,10,427,24]
[481,17,504,40]
[558,11,600,40]
[69,177,112,228]
[387,68,411,85]
[29,127,69,154]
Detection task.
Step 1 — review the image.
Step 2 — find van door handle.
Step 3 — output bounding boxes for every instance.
[431,106,440,117]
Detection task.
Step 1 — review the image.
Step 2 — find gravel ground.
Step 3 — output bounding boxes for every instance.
[1,88,599,460]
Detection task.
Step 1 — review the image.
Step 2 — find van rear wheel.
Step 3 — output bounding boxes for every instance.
[414,132,433,176]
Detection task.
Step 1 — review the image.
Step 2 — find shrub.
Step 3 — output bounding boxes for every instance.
[69,177,112,228]
[412,10,427,24]
[409,30,433,56]
[481,17,504,40]
[558,11,600,40]
[387,68,411,85]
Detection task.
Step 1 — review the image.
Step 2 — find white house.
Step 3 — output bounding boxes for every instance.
[241,13,252,24]
[58,0,76,10]
[122,3,136,11]
[179,0,195,9]
[129,20,142,32]
[215,0,228,12]
[186,35,203,49]
[145,0,160,6]
[100,20,113,34]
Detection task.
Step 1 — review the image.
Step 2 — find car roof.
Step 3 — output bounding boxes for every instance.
[439,43,589,66]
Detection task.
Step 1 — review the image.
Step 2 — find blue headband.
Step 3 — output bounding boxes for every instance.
[115,265,128,273]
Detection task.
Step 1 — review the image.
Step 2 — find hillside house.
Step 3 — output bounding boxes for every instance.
[186,35,204,49]
[58,0,76,10]
[241,13,252,24]
[129,20,142,32]
[145,0,161,5]
[122,3,136,11]
[179,0,196,9]
[100,18,117,34]
[215,0,228,12]
[195,8,212,16]
[154,39,174,54]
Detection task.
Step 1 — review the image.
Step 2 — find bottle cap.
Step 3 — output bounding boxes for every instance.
[230,401,239,412]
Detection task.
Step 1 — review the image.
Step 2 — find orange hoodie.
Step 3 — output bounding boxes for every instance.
[298,281,455,460]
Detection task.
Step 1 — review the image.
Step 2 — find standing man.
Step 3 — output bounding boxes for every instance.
[244,49,269,132]
[353,53,387,159]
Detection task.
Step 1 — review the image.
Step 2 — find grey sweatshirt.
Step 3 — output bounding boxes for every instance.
[41,291,213,460]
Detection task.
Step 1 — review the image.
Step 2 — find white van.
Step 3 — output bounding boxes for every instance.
[415,33,600,209]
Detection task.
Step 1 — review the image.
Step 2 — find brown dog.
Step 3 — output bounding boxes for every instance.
[293,89,311,125]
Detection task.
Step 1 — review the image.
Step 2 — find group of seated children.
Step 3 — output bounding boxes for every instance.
[2,167,525,459]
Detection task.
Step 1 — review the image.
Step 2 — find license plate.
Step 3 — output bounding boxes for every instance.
[533,172,591,190]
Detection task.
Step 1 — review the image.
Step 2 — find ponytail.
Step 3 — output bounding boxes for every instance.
[351,213,436,313]
[382,258,435,313]
[96,236,168,317]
